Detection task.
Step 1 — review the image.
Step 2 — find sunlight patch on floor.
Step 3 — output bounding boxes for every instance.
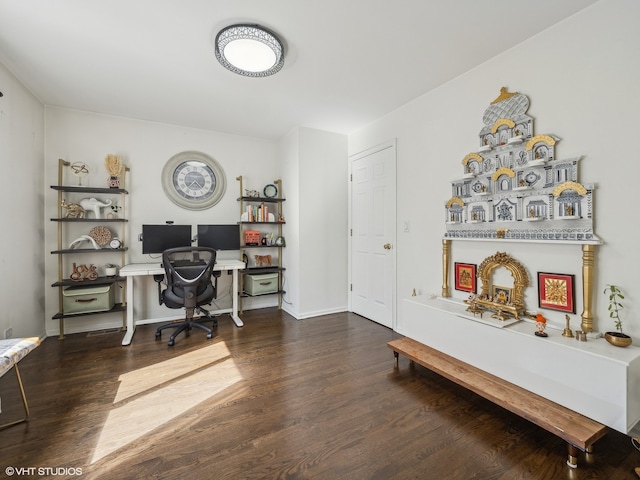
[90,342,242,464]
[114,341,234,403]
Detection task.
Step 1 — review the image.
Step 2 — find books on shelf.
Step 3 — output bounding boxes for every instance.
[244,203,275,222]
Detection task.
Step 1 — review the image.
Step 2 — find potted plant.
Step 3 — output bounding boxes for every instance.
[104,264,118,277]
[603,284,632,347]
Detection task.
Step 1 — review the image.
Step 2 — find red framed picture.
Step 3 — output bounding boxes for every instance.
[454,262,476,293]
[538,272,575,313]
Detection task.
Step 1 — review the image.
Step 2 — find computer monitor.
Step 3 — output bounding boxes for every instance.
[197,224,240,251]
[141,224,192,254]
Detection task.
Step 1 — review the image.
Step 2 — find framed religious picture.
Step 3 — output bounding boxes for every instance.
[538,272,576,313]
[492,285,512,305]
[454,262,476,293]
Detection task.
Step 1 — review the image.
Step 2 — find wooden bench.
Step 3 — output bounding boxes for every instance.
[387,337,607,468]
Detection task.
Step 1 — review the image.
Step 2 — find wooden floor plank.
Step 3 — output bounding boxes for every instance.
[0,309,636,479]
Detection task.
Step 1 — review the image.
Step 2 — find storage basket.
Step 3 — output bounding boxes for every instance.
[244,230,261,246]
[62,284,115,314]
[243,273,278,295]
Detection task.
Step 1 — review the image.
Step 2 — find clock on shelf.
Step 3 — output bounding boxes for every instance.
[161,151,227,210]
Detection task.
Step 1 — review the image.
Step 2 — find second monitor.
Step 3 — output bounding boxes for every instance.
[197,224,240,251]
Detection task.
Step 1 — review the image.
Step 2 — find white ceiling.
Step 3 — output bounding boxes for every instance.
[0,0,599,140]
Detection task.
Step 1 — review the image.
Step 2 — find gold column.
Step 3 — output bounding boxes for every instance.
[442,239,451,297]
[581,244,596,332]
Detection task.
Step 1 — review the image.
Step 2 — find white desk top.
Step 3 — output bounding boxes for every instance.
[120,259,245,276]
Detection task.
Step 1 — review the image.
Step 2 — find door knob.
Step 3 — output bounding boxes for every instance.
[384,243,392,250]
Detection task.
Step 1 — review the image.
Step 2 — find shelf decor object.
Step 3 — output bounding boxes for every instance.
[263,183,278,198]
[454,262,476,293]
[104,153,123,188]
[538,272,576,314]
[603,284,632,347]
[70,162,89,186]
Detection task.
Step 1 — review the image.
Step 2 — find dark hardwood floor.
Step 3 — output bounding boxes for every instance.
[0,309,637,479]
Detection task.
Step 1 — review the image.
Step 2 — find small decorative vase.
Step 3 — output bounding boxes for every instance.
[104,266,117,277]
[108,176,120,188]
[604,332,632,347]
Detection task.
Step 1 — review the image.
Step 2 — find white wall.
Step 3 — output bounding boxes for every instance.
[44,107,281,336]
[349,0,640,339]
[0,62,45,339]
[279,128,300,314]
[279,127,348,319]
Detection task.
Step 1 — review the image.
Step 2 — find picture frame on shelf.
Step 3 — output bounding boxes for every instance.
[454,262,476,293]
[538,272,575,313]
[492,285,512,304]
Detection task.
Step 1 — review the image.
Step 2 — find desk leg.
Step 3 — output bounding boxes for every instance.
[230,269,244,327]
[121,276,136,345]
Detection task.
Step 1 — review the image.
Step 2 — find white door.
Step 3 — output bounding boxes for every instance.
[349,141,396,328]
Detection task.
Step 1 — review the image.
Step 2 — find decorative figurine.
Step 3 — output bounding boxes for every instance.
[61,199,85,218]
[68,234,100,250]
[79,197,113,219]
[535,313,548,337]
[106,204,121,219]
[254,254,272,267]
[70,263,98,281]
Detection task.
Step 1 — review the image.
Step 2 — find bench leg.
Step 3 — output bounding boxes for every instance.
[0,363,30,430]
[567,443,579,468]
[393,351,399,368]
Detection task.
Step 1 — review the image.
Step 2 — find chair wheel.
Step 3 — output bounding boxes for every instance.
[155,331,161,338]
[168,340,175,347]
[206,333,213,339]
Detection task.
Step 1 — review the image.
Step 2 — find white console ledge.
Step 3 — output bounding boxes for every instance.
[402,296,640,435]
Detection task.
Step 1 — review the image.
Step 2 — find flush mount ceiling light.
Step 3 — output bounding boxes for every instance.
[215,24,284,77]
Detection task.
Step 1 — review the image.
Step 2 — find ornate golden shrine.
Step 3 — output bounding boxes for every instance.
[470,251,529,320]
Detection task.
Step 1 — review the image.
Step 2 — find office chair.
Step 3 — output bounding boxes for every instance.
[155,246,218,346]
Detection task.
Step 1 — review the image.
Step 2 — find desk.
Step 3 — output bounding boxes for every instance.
[119,259,245,346]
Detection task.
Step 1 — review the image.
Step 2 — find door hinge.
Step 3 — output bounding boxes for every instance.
[350,284,352,291]
[350,173,353,181]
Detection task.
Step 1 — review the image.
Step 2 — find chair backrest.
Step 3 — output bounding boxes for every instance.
[161,247,217,309]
